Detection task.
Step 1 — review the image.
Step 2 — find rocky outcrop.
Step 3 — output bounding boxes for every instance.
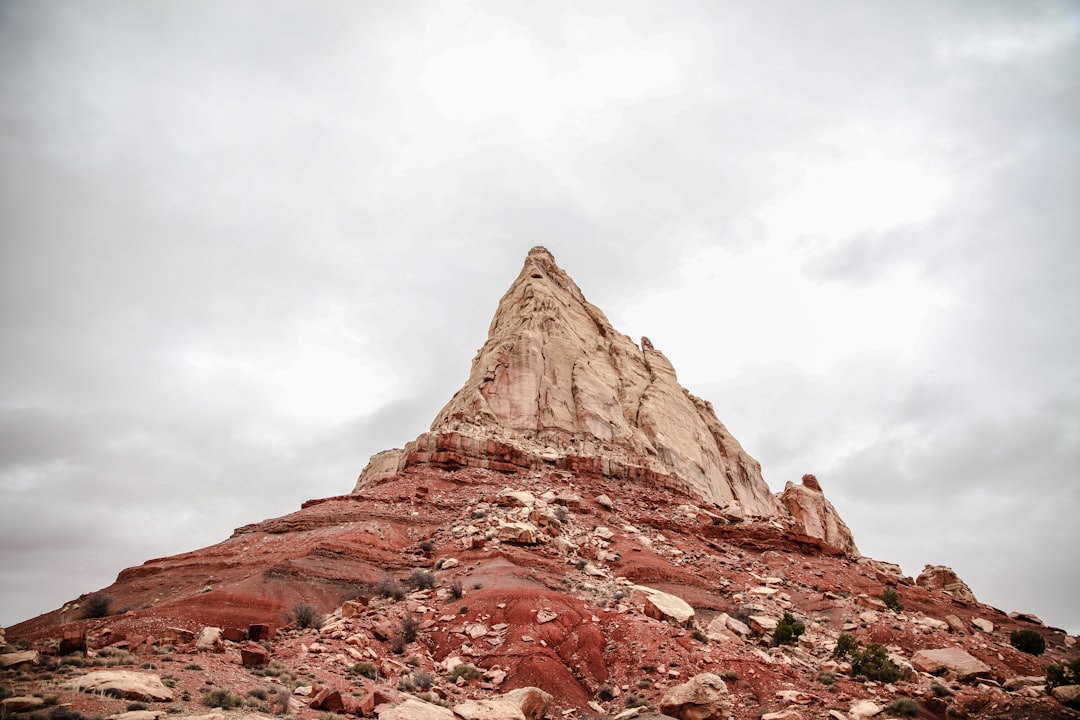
[660,673,731,720]
[356,247,783,519]
[778,474,859,555]
[916,564,976,602]
[910,648,991,680]
[70,671,174,702]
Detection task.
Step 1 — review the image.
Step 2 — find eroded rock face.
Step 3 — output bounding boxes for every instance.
[778,474,859,556]
[355,246,782,519]
[916,564,977,602]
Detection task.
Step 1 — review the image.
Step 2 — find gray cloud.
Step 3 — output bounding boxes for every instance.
[1,1,1077,632]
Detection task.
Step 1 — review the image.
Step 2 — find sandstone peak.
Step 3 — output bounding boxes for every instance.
[357,247,782,518]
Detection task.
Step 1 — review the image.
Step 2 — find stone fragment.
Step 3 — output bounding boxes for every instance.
[761,711,801,720]
[499,522,540,544]
[1008,611,1044,625]
[60,628,87,655]
[248,623,273,641]
[536,609,558,624]
[972,618,994,633]
[748,615,778,635]
[916,565,976,602]
[1051,685,1080,708]
[70,671,174,702]
[221,627,245,642]
[659,673,731,720]
[774,690,814,705]
[240,641,270,667]
[453,698,525,720]
[632,585,695,626]
[498,490,537,508]
[945,614,967,634]
[310,688,345,712]
[848,699,881,719]
[498,687,552,720]
[379,697,455,720]
[596,494,614,509]
[910,648,991,680]
[109,711,166,720]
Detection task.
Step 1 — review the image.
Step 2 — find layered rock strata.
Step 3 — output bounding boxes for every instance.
[778,474,859,555]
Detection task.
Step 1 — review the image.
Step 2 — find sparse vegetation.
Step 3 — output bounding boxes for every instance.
[833,633,858,659]
[406,569,435,590]
[449,663,481,682]
[884,698,920,716]
[596,684,615,701]
[930,682,954,698]
[850,642,902,683]
[292,601,322,629]
[351,661,380,680]
[202,688,244,709]
[771,612,806,647]
[448,579,464,599]
[818,671,836,686]
[417,540,434,553]
[400,614,420,644]
[880,587,903,612]
[1010,629,1046,656]
[83,594,113,619]
[126,703,149,712]
[624,694,647,708]
[377,577,406,601]
[1046,657,1080,690]
[690,628,709,643]
[412,670,434,690]
[184,663,203,671]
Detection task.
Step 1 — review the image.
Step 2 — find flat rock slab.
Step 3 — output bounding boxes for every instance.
[70,670,174,702]
[379,698,455,720]
[632,585,695,626]
[910,648,991,680]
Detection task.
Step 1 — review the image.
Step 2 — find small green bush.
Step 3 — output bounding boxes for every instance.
[377,577,405,601]
[351,661,380,680]
[850,643,902,682]
[1010,629,1046,656]
[126,703,149,712]
[596,684,615,701]
[817,671,836,686]
[930,682,954,698]
[202,689,243,709]
[406,569,435,590]
[624,694,647,708]
[880,587,903,612]
[690,628,708,643]
[771,612,806,647]
[833,633,858,659]
[449,663,481,682]
[83,594,113,619]
[448,580,464,600]
[400,614,420,643]
[884,698,919,716]
[1046,657,1080,690]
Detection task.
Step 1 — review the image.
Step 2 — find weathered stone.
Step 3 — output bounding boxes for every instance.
[2,696,45,713]
[60,628,87,655]
[499,522,540,544]
[248,623,273,642]
[495,688,552,720]
[195,626,222,650]
[748,615,778,635]
[910,648,991,680]
[778,475,859,555]
[1051,685,1080,708]
[240,641,270,667]
[848,699,881,719]
[632,585,695,626]
[1008,611,1044,625]
[162,627,195,644]
[659,672,731,720]
[221,627,246,643]
[0,651,39,668]
[70,671,174,702]
[761,711,801,720]
[454,698,525,720]
[916,565,976,602]
[310,688,345,712]
[379,697,455,720]
[596,494,614,509]
[944,614,967,634]
[972,618,993,633]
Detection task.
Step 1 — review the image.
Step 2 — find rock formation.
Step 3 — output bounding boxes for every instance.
[917,564,977,603]
[356,247,830,529]
[778,473,859,555]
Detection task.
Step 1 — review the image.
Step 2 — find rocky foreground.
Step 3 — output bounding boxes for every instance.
[5,247,1078,719]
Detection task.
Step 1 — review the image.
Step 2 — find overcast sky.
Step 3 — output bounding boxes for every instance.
[1,1,1077,634]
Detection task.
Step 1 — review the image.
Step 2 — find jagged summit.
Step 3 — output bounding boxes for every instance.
[356,247,827,528]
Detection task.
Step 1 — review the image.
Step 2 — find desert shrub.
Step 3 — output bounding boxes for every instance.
[636,678,652,689]
[83,594,113,619]
[417,540,434,553]
[202,688,243,709]
[448,580,464,599]
[930,682,954,698]
[690,628,709,643]
[771,613,806,647]
[596,684,615,701]
[833,633,858,659]
[389,635,406,655]
[377,577,405,601]
[412,670,434,690]
[184,663,203,671]
[884,698,920,716]
[447,664,479,683]
[406,569,435,590]
[248,688,269,701]
[818,671,836,686]
[573,559,587,571]
[1046,657,1080,690]
[880,587,903,612]
[400,614,420,643]
[126,703,149,712]
[340,586,367,602]
[720,670,738,682]
[624,694,647,708]
[271,687,291,715]
[351,661,380,680]
[1010,629,1046,656]
[850,643,902,683]
[292,601,322,630]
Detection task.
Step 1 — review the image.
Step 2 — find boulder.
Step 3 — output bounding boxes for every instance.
[910,648,991,680]
[240,641,270,667]
[632,586,695,626]
[498,687,552,720]
[453,698,524,720]
[379,697,455,720]
[310,688,345,712]
[70,670,174,701]
[2,696,46,713]
[659,672,731,720]
[761,711,801,720]
[499,522,540,544]
[195,626,222,650]
[916,565,976,603]
[972,618,994,633]
[945,614,967,634]
[748,616,778,635]
[60,628,87,655]
[1051,685,1080,709]
[0,651,39,668]
[848,699,881,719]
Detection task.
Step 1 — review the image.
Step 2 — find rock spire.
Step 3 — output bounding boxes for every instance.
[356,246,782,518]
